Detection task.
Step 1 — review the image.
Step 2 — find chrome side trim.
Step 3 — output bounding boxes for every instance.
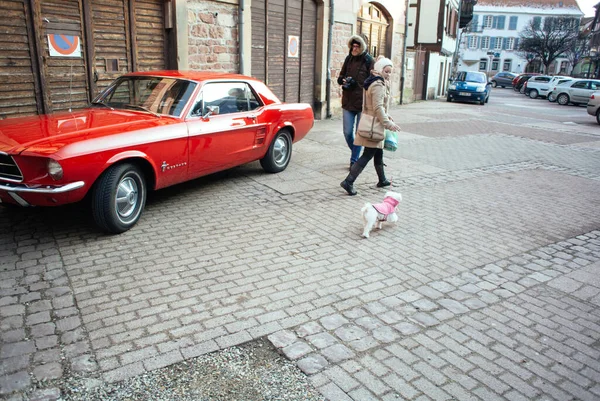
[0,181,85,194]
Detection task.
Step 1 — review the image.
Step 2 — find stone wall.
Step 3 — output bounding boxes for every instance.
[330,22,353,115]
[187,1,239,72]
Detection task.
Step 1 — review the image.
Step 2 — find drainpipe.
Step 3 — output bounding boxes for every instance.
[239,0,245,74]
[326,0,334,118]
[399,0,410,104]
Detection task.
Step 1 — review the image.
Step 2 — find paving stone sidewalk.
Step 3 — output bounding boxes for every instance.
[1,98,600,400]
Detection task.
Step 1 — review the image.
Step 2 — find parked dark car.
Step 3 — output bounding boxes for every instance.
[490,72,517,88]
[513,73,541,92]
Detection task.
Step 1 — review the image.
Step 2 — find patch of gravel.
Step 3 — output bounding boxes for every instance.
[58,338,325,401]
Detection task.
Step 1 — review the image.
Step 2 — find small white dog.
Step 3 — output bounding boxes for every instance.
[361,191,402,238]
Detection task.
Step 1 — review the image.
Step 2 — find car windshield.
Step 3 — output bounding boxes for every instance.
[456,72,486,83]
[93,76,197,117]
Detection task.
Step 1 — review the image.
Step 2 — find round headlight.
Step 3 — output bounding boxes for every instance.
[47,159,63,181]
[449,84,457,90]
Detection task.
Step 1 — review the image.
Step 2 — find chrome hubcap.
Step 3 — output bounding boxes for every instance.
[115,176,138,220]
[273,136,289,166]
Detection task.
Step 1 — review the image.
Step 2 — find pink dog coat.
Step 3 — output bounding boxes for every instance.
[372,196,399,221]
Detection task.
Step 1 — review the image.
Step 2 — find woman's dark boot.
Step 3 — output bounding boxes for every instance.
[340,164,364,195]
[375,164,390,187]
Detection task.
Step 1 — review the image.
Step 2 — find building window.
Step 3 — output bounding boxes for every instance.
[481,36,490,49]
[509,16,518,30]
[492,59,500,71]
[468,36,477,49]
[503,59,512,71]
[479,58,488,71]
[484,15,493,28]
[506,37,514,50]
[533,16,542,30]
[560,61,568,74]
[495,37,503,50]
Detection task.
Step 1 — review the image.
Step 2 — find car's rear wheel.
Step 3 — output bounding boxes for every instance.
[491,81,497,88]
[548,93,556,102]
[596,109,600,125]
[529,89,538,99]
[260,129,292,173]
[557,93,570,105]
[92,163,146,234]
[519,86,525,94]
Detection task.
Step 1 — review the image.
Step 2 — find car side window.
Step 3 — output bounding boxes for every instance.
[192,82,262,117]
[572,81,588,89]
[538,77,550,82]
[591,82,600,90]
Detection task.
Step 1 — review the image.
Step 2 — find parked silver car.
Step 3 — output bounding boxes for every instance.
[586,91,600,124]
[547,78,574,102]
[554,79,600,105]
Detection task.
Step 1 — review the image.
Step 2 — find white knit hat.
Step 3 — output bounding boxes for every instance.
[374,57,393,74]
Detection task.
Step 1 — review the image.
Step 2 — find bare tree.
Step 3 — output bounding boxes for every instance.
[518,17,580,73]
[563,33,589,75]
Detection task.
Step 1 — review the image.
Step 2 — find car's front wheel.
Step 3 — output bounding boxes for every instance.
[529,89,538,99]
[260,129,292,173]
[596,109,600,125]
[491,81,497,88]
[557,93,570,105]
[92,163,146,234]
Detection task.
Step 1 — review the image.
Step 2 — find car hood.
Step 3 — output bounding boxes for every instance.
[452,81,486,91]
[0,109,178,156]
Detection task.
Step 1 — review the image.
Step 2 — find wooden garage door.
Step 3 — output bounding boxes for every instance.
[251,0,316,106]
[0,0,40,118]
[0,0,169,119]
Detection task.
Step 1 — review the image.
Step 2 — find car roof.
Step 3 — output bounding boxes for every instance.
[123,70,260,83]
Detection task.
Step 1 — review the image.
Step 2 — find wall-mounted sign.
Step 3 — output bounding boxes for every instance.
[48,34,81,57]
[288,35,299,58]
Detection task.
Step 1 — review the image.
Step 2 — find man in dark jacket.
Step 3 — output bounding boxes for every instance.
[337,34,374,169]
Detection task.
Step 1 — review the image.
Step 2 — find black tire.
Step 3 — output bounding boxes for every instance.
[529,89,538,99]
[480,99,485,105]
[91,163,146,234]
[596,109,600,125]
[446,97,452,102]
[501,85,506,88]
[557,93,570,105]
[519,86,525,94]
[491,81,497,88]
[260,130,292,173]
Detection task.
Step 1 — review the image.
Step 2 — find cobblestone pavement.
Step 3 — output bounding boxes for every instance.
[2,90,600,400]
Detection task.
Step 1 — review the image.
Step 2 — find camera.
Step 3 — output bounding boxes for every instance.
[342,76,356,90]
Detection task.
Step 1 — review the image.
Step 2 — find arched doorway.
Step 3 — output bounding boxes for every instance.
[356,3,391,58]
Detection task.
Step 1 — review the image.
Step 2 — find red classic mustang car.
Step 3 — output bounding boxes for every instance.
[0,71,314,233]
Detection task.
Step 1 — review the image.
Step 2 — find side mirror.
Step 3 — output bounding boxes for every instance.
[202,105,219,119]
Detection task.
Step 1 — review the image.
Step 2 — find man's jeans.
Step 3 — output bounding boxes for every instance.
[342,109,363,164]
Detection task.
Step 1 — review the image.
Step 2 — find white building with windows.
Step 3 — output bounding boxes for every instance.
[457,0,582,76]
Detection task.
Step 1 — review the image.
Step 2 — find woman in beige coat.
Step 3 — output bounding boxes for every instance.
[340,57,401,196]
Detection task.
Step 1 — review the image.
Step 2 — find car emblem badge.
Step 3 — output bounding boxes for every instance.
[161,161,168,172]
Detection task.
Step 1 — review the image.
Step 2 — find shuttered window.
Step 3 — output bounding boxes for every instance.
[509,16,518,30]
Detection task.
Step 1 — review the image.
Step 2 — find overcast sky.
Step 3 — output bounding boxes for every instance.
[577,0,597,17]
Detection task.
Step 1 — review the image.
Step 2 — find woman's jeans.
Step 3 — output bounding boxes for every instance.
[342,109,363,164]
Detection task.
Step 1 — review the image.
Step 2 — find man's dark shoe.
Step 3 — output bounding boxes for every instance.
[377,179,391,188]
[340,180,357,195]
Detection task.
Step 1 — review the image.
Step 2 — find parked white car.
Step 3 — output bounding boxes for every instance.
[524,75,552,99]
[554,79,600,105]
[528,75,570,99]
[547,78,574,102]
[586,91,600,124]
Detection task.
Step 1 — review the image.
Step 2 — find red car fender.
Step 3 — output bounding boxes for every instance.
[104,150,159,189]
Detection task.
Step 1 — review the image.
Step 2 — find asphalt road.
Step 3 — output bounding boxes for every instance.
[1,89,600,401]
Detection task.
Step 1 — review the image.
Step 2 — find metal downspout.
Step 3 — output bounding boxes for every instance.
[400,0,410,104]
[326,0,334,118]
[239,0,245,74]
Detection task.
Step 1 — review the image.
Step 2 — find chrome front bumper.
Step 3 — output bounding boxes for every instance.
[0,181,85,206]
